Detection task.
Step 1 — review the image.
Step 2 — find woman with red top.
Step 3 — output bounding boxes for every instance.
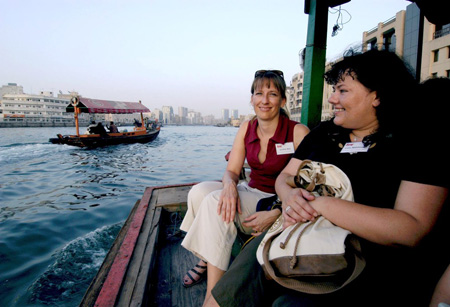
[180,70,309,303]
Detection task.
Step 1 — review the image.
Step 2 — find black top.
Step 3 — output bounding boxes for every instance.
[293,119,449,304]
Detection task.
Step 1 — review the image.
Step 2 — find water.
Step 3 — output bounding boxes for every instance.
[0,126,236,306]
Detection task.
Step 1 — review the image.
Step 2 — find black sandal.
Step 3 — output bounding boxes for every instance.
[182,260,207,288]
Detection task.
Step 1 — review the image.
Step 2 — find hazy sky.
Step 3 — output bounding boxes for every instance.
[1,0,411,118]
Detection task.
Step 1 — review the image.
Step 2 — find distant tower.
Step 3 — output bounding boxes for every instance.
[232,109,238,119]
[222,108,229,122]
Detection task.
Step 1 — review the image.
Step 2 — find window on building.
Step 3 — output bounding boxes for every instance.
[368,39,377,51]
[447,70,450,78]
[433,49,439,62]
[383,31,395,52]
[434,23,450,39]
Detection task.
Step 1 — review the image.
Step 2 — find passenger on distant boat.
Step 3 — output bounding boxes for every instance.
[180,69,310,303]
[107,121,119,133]
[88,122,108,136]
[87,121,97,134]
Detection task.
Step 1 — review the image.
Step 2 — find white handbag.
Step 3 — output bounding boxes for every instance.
[256,160,365,294]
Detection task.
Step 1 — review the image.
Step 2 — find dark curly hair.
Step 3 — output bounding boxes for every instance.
[324,49,417,135]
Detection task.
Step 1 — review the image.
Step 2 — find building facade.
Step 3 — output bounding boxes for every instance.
[286,73,303,123]
[221,108,230,122]
[362,2,450,81]
[286,2,450,125]
[0,84,87,127]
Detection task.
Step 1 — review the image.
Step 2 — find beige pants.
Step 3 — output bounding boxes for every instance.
[181,181,273,271]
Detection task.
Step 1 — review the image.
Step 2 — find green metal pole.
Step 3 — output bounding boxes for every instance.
[301,0,329,129]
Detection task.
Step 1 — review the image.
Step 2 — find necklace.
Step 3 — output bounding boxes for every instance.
[350,132,364,142]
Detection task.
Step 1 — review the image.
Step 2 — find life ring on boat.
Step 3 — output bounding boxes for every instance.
[71,97,79,106]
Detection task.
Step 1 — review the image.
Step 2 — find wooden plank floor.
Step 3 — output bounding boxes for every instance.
[81,184,246,307]
[148,210,207,307]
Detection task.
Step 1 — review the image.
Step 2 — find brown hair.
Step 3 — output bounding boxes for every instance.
[251,71,287,100]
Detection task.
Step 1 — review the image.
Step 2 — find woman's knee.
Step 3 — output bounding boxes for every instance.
[188,181,222,210]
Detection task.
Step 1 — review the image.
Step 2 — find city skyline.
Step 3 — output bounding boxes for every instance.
[1,1,410,118]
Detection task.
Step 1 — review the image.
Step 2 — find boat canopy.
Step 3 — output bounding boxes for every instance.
[66,97,150,114]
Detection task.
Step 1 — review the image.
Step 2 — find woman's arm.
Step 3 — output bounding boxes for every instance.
[217,121,248,224]
[311,181,447,247]
[293,124,310,150]
[276,158,448,247]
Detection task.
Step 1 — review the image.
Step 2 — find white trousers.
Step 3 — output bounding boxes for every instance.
[181,181,273,271]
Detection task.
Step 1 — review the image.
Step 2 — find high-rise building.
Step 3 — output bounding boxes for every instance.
[178,106,188,118]
[162,106,174,124]
[222,108,229,122]
[231,109,239,119]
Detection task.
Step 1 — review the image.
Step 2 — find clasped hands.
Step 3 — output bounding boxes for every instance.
[282,188,320,229]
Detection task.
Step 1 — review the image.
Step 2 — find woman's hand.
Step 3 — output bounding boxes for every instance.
[217,181,241,224]
[242,210,280,236]
[282,188,317,228]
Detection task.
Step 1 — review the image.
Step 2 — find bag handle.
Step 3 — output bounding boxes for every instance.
[286,160,331,196]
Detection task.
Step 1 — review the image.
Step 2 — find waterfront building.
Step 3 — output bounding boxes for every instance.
[178,106,188,124]
[221,108,229,122]
[162,106,174,124]
[151,108,163,122]
[231,109,239,120]
[0,84,88,127]
[0,83,23,96]
[187,110,203,125]
[203,114,215,125]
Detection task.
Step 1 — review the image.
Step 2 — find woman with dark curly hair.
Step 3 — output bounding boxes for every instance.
[206,50,448,307]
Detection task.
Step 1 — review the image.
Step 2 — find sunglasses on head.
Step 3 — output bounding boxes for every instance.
[254,70,284,78]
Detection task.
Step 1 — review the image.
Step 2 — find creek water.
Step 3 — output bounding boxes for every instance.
[0,125,236,306]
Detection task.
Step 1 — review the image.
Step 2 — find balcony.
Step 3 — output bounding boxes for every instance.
[434,27,450,39]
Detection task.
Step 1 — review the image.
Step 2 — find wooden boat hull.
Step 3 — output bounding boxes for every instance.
[49,129,160,148]
[80,183,207,307]
[81,183,248,306]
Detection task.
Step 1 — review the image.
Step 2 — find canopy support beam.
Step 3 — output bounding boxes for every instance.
[301,0,329,129]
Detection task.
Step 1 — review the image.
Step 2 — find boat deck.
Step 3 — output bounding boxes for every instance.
[148,210,207,306]
[80,184,208,306]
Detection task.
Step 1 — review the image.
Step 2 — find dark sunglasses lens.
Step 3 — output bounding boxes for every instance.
[254,70,284,78]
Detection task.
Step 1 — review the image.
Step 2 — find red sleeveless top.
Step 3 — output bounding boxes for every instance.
[244,115,298,193]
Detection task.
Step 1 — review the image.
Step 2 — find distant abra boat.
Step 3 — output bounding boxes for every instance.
[49,97,160,148]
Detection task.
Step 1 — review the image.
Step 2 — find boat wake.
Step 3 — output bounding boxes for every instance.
[27,222,122,306]
[0,142,74,165]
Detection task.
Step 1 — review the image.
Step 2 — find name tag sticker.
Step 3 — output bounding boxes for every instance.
[276,142,295,155]
[340,142,370,154]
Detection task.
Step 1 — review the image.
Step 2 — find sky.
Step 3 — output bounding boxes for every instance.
[1,0,412,118]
